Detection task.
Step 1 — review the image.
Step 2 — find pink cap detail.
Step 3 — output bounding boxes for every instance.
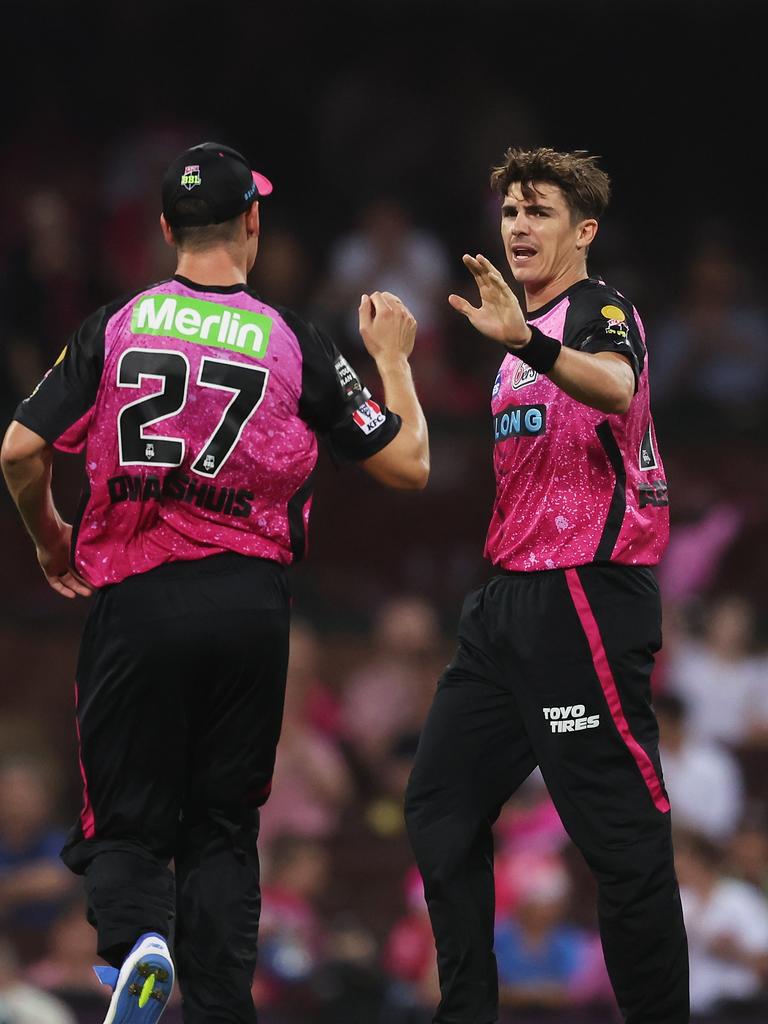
[252,170,273,196]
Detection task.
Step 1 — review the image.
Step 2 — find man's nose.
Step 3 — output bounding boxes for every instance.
[510,214,529,235]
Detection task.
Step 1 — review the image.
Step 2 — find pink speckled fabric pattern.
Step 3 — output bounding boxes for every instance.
[60,280,317,586]
[485,298,669,571]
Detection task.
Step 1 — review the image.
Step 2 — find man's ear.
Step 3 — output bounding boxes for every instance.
[577,218,598,251]
[245,202,260,239]
[160,213,175,247]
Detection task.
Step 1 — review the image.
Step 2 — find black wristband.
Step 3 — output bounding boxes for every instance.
[508,325,561,373]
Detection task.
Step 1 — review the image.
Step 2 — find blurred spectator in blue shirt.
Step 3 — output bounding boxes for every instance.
[495,855,591,1011]
[255,834,329,1007]
[0,757,75,960]
[651,242,768,437]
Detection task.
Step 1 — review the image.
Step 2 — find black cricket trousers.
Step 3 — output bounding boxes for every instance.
[405,563,689,1024]
[61,553,290,1024]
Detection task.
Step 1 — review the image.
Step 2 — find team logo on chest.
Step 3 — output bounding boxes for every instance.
[511,362,538,390]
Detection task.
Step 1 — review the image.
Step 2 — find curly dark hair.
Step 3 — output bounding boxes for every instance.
[490,147,611,222]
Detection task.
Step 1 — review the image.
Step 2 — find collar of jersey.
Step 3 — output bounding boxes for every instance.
[525,276,598,322]
[173,274,250,294]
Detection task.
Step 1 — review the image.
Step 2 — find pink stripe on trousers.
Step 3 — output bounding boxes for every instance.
[74,682,96,838]
[565,568,670,813]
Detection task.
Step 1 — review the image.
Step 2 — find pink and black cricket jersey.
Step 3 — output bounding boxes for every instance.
[15,275,400,587]
[486,277,669,571]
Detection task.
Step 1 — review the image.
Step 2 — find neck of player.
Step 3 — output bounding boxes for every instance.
[175,249,248,288]
[523,262,588,314]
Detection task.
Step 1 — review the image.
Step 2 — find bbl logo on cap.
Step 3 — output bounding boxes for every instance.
[181,165,202,191]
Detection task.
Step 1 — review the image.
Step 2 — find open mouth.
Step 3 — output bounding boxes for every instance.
[511,245,537,262]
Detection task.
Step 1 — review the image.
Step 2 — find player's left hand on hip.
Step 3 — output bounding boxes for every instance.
[448,253,531,348]
[37,524,93,599]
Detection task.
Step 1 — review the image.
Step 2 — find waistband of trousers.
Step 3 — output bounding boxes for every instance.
[493,560,654,579]
[114,552,285,586]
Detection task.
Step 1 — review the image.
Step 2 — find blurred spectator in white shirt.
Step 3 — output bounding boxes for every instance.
[656,694,744,840]
[320,198,450,346]
[665,595,768,747]
[0,939,75,1024]
[676,830,768,1016]
[726,815,768,897]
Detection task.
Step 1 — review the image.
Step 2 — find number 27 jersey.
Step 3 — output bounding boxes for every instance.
[15,275,401,587]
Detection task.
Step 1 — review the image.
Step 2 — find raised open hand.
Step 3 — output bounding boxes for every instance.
[448,254,531,349]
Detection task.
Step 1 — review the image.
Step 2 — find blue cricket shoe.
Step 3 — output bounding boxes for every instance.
[93,932,175,1023]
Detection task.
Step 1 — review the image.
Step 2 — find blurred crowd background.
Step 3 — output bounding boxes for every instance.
[2,1,767,1022]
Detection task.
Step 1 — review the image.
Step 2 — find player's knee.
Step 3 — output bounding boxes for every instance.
[594,844,679,913]
[414,840,476,897]
[403,775,445,838]
[406,808,474,875]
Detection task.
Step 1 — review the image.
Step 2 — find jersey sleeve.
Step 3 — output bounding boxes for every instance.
[13,306,107,452]
[564,287,645,386]
[284,311,402,463]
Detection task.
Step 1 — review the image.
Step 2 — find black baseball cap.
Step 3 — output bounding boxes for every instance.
[162,142,273,228]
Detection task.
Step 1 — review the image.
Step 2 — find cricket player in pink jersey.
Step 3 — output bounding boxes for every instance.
[405,149,688,1024]
[1,142,429,1023]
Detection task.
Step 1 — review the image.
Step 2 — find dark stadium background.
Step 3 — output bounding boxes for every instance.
[1,2,767,1022]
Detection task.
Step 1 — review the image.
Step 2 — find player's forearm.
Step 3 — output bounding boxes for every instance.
[1,429,63,550]
[375,355,430,487]
[546,347,635,414]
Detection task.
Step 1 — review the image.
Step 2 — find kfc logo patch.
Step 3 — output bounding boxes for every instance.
[352,399,385,434]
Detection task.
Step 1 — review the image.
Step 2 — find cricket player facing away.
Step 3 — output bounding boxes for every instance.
[1,142,429,1023]
[405,148,688,1024]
